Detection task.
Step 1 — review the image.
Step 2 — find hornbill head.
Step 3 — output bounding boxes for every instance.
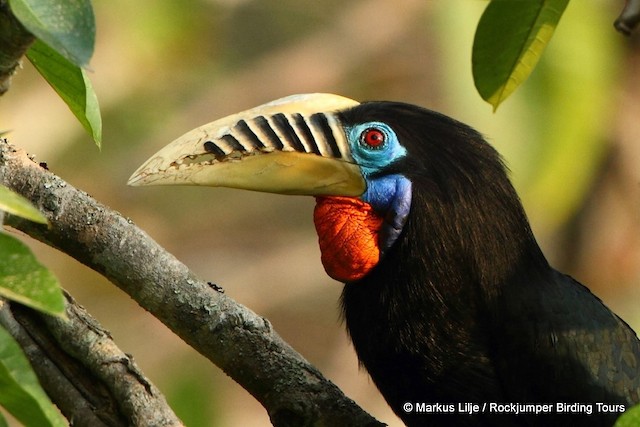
[130,93,463,283]
[130,93,532,286]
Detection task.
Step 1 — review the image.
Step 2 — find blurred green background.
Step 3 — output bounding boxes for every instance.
[2,1,640,426]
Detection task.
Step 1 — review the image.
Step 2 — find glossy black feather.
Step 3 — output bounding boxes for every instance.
[339,102,640,426]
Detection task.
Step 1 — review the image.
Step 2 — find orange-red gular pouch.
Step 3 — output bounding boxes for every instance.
[314,197,383,282]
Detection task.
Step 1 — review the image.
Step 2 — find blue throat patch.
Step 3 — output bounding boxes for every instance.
[361,174,412,255]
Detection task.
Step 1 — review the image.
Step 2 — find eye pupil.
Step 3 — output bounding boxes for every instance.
[362,128,385,148]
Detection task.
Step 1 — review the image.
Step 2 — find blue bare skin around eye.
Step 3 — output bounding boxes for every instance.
[361,174,412,255]
[347,122,407,170]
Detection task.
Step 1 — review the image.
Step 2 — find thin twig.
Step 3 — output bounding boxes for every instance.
[0,298,121,427]
[13,291,184,427]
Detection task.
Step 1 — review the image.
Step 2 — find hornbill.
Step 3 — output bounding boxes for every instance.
[129,94,640,426]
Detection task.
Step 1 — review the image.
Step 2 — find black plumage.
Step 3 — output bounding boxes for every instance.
[339,102,640,426]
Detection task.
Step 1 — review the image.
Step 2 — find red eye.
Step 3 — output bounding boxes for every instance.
[361,128,386,148]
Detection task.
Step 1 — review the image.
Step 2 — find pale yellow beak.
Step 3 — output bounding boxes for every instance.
[128,93,366,196]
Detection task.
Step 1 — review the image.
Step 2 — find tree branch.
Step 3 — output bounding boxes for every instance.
[0,289,183,426]
[0,298,117,427]
[0,141,384,427]
[0,1,35,95]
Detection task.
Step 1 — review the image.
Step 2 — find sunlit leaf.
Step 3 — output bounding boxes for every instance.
[0,186,47,225]
[8,0,95,67]
[472,0,570,110]
[0,325,67,427]
[0,233,65,317]
[26,40,102,147]
[615,403,640,427]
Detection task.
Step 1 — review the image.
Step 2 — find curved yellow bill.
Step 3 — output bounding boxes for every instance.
[128,93,366,196]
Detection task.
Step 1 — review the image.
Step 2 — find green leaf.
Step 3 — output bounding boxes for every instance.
[0,185,47,225]
[8,0,95,67]
[0,233,65,317]
[0,411,8,427]
[615,404,640,427]
[472,0,570,110]
[0,325,67,427]
[26,40,102,147]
